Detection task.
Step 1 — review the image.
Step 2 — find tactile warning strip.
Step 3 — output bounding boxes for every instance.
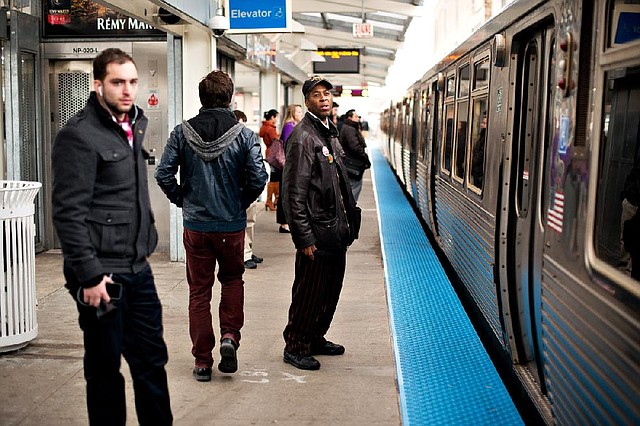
[371,146,523,425]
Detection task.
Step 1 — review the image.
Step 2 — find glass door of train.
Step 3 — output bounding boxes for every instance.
[504,23,555,390]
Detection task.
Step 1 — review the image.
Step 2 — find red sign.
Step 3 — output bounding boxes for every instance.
[353,23,374,38]
[147,93,159,109]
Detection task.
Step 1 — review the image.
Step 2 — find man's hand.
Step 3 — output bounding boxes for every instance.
[83,275,114,307]
[301,244,317,260]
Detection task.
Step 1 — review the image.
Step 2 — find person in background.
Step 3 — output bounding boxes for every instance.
[360,118,369,138]
[281,76,361,370]
[52,48,173,425]
[331,101,340,130]
[260,109,280,212]
[234,109,264,269]
[339,109,371,202]
[155,71,267,382]
[276,104,303,233]
[621,139,640,278]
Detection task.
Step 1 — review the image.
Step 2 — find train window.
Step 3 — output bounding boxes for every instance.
[469,98,488,190]
[608,0,640,48]
[446,75,456,97]
[459,64,471,97]
[473,58,490,90]
[594,66,640,281]
[454,100,469,180]
[421,87,431,162]
[442,105,454,174]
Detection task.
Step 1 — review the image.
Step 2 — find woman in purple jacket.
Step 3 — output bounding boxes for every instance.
[277,104,303,232]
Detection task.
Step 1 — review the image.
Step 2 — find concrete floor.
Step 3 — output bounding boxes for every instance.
[0,173,401,425]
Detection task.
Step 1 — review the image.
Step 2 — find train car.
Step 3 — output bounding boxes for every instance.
[381,0,640,424]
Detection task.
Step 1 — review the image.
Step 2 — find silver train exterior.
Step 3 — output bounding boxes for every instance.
[380,0,640,424]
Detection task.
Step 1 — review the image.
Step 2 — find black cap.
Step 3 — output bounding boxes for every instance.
[302,75,333,98]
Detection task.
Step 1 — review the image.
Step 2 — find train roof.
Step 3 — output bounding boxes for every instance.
[406,0,547,91]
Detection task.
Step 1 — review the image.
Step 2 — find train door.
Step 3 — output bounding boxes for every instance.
[428,80,440,235]
[503,22,554,389]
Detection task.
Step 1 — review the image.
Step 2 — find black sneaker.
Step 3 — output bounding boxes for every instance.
[311,341,345,356]
[251,254,263,263]
[193,367,212,382]
[244,259,257,269]
[218,338,238,373]
[283,350,320,370]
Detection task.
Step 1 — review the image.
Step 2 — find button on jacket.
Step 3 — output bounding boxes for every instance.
[52,92,157,287]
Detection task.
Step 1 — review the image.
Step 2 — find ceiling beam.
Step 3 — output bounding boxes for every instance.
[361,55,394,67]
[292,0,424,17]
[302,26,402,50]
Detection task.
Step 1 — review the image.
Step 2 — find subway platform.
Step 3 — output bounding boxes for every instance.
[0,143,521,425]
[0,156,398,426]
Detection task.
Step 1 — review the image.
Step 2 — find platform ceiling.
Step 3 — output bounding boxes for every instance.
[96,0,425,89]
[289,0,425,87]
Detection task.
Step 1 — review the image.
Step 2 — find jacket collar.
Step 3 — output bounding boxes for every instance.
[344,119,360,130]
[304,112,338,139]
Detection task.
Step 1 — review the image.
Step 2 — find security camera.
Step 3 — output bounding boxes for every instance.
[208,14,229,38]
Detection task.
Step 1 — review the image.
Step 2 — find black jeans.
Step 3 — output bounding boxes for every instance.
[64,264,172,426]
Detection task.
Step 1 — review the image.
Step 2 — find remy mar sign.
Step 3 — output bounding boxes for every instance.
[227,0,292,33]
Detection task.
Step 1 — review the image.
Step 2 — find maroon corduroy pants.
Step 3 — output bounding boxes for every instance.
[184,228,245,368]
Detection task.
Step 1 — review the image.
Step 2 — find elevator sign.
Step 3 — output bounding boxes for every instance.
[227,0,292,33]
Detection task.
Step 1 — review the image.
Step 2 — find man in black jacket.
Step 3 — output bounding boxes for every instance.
[52,48,172,425]
[339,109,371,201]
[282,76,361,370]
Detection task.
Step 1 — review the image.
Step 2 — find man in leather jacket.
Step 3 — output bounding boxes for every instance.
[155,71,267,381]
[52,48,172,425]
[281,76,362,370]
[339,109,371,201]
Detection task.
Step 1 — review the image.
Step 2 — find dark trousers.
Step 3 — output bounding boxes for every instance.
[283,250,346,354]
[64,264,172,426]
[183,228,245,368]
[276,172,287,225]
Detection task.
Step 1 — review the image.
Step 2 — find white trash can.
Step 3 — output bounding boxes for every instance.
[0,180,41,352]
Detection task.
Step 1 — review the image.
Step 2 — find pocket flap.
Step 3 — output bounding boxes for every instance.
[87,209,131,225]
[98,149,130,162]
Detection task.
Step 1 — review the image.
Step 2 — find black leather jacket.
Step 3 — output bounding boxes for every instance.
[339,119,370,167]
[282,113,361,251]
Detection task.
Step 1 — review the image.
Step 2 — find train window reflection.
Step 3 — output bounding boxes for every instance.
[459,64,470,97]
[595,67,640,281]
[446,76,456,97]
[442,105,454,173]
[454,101,469,180]
[470,98,488,190]
[608,0,640,47]
[421,87,431,162]
[474,58,490,90]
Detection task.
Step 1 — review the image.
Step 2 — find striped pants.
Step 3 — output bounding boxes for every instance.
[283,249,346,355]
